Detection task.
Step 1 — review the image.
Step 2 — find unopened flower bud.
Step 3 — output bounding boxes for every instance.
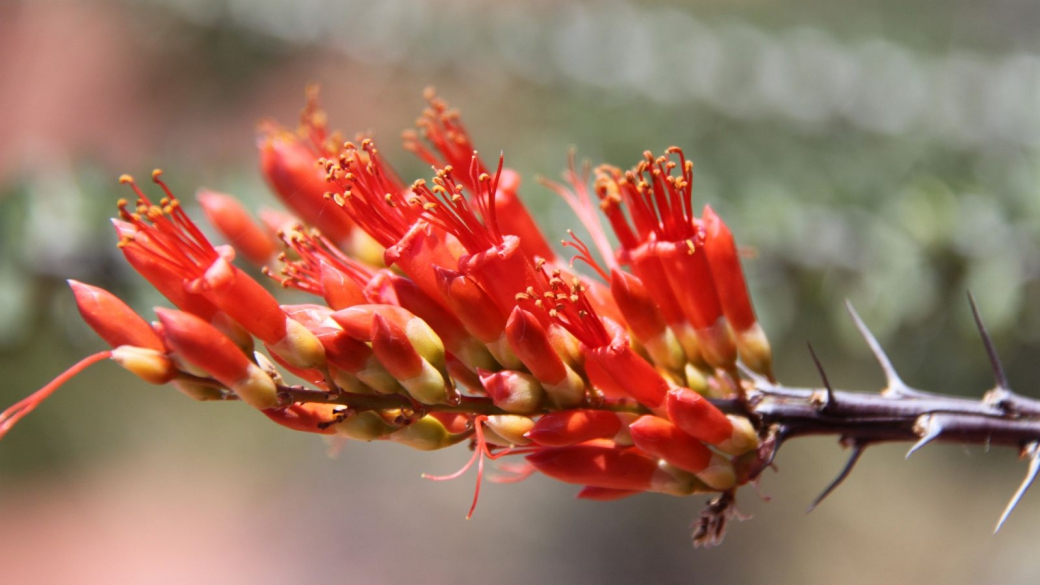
[110,346,176,385]
[155,308,279,409]
[482,415,535,446]
[389,415,467,451]
[335,410,399,441]
[68,280,165,352]
[196,189,278,266]
[478,369,545,414]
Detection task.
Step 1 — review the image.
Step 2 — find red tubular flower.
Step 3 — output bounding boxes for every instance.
[403,88,555,263]
[608,270,683,371]
[505,307,585,408]
[196,189,278,266]
[629,415,713,474]
[258,129,355,245]
[433,266,507,345]
[116,172,324,370]
[68,280,164,352]
[526,439,697,496]
[371,312,451,405]
[702,204,774,379]
[155,308,279,410]
[665,387,734,446]
[525,409,624,447]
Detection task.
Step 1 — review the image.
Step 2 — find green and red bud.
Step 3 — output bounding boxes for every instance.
[505,307,585,408]
[371,313,451,405]
[155,308,279,410]
[68,280,165,352]
[389,414,469,451]
[629,415,735,489]
[665,387,736,447]
[526,439,703,496]
[482,414,535,446]
[335,410,400,441]
[478,369,545,414]
[583,340,669,408]
[608,270,684,371]
[702,205,773,379]
[109,346,176,385]
[526,409,628,447]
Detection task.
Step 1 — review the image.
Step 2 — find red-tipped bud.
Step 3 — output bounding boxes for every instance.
[478,369,545,414]
[526,441,658,492]
[331,304,444,367]
[196,190,278,266]
[702,205,755,331]
[505,307,566,385]
[609,270,684,371]
[653,240,737,370]
[584,341,669,408]
[259,133,354,244]
[367,271,471,359]
[371,313,450,405]
[629,416,713,475]
[434,266,508,344]
[526,409,623,447]
[665,387,734,446]
[68,280,164,352]
[155,308,278,409]
[371,313,424,380]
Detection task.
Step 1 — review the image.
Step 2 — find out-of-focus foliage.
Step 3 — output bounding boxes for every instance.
[3,1,1040,583]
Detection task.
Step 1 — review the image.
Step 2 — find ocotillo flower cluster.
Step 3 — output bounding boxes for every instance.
[1,88,771,524]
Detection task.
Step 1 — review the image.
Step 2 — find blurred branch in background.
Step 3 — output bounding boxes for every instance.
[3,0,1040,583]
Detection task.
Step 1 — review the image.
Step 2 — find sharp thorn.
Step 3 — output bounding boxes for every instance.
[845,300,933,398]
[807,342,836,409]
[995,443,1040,534]
[906,415,941,458]
[967,291,1010,391]
[807,442,865,513]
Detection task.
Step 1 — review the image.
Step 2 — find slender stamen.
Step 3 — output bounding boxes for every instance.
[0,351,113,440]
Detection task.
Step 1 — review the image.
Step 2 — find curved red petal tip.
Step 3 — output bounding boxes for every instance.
[68,280,164,352]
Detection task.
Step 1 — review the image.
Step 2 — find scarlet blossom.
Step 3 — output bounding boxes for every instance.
[2,87,771,528]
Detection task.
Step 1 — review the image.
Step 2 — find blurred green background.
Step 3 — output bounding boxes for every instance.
[3,0,1040,582]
